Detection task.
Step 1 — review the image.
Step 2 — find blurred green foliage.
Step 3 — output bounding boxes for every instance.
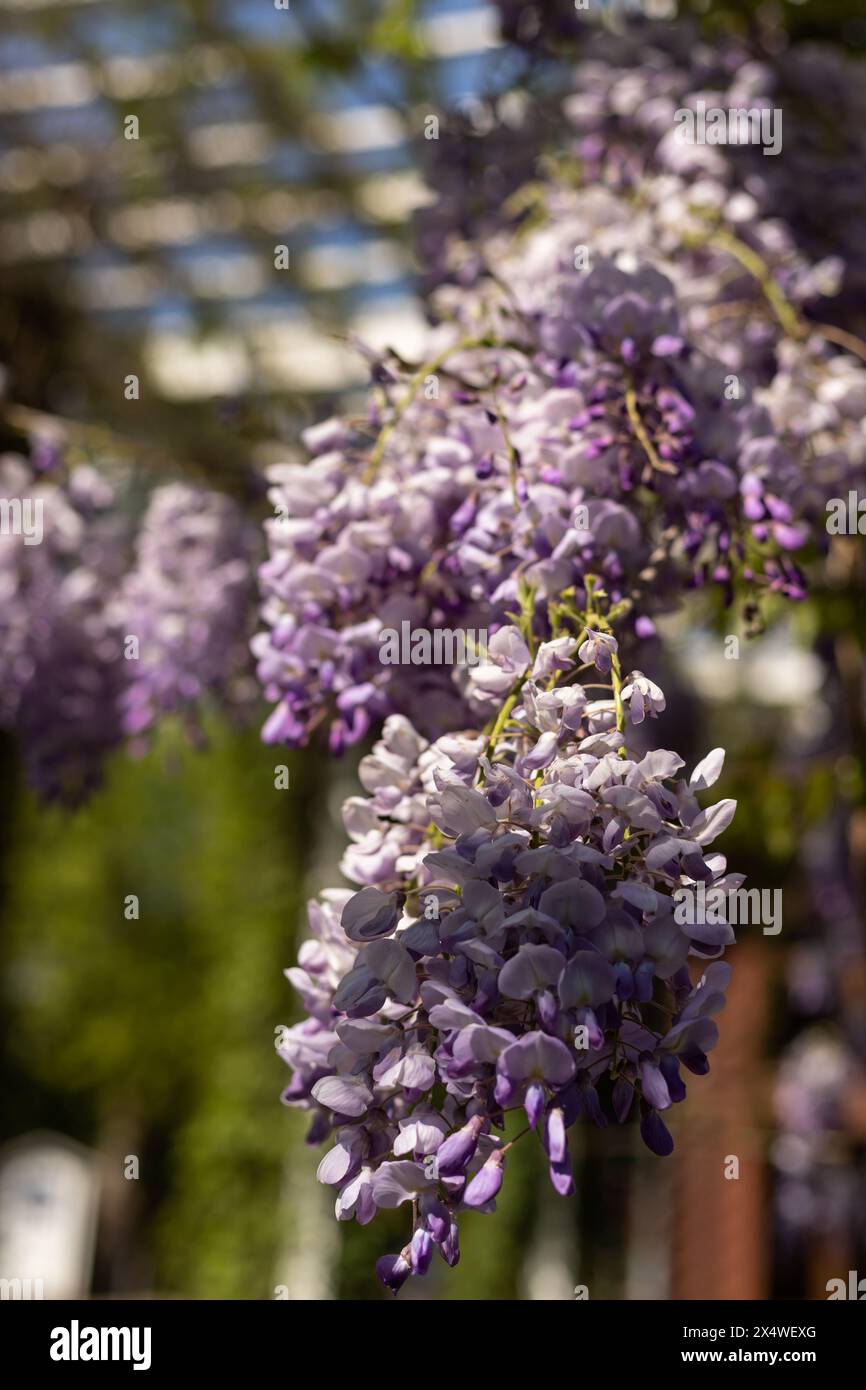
[0,715,320,1297]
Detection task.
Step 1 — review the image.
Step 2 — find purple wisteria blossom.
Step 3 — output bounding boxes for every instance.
[0,450,127,801]
[114,484,258,744]
[278,666,739,1293]
[255,229,859,753]
[1,436,259,799]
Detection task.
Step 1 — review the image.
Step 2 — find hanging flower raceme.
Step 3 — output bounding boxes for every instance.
[278,624,739,1293]
[0,449,128,802]
[264,72,866,1281]
[112,484,259,744]
[255,242,844,756]
[258,2,866,1298]
[511,10,866,331]
[254,9,866,764]
[0,429,260,799]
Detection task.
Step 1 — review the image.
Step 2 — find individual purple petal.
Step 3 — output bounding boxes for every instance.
[498,1031,576,1086]
[662,1015,719,1062]
[537,988,558,1030]
[363,938,418,1005]
[612,1077,634,1124]
[410,1227,434,1275]
[651,334,684,357]
[549,1157,575,1197]
[516,729,560,775]
[543,1106,568,1163]
[539,879,606,928]
[525,1080,546,1129]
[371,1161,437,1208]
[659,1052,687,1103]
[602,784,662,830]
[498,943,566,1000]
[772,521,809,551]
[435,1114,484,1176]
[463,1151,505,1208]
[640,1108,674,1157]
[451,1025,516,1068]
[439,1219,460,1267]
[335,1165,376,1223]
[575,1006,605,1051]
[689,748,725,792]
[558,951,616,1009]
[419,1194,450,1244]
[578,630,618,674]
[531,637,576,680]
[689,799,737,846]
[310,1074,373,1118]
[428,783,498,836]
[332,964,388,1018]
[342,886,403,942]
[317,1136,363,1185]
[376,1251,412,1295]
[639,1057,672,1111]
[580,1080,608,1129]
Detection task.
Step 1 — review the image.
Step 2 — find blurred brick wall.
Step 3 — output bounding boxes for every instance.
[671,942,771,1300]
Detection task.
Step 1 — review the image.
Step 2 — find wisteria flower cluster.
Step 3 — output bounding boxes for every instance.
[506,10,866,327]
[267,11,866,1294]
[113,483,259,746]
[255,7,866,763]
[278,619,738,1291]
[421,14,866,498]
[772,1028,857,1244]
[255,242,850,755]
[0,438,257,801]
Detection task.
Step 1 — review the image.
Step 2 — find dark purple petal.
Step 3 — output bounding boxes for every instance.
[612,1077,635,1124]
[558,951,616,1009]
[342,886,403,942]
[376,1251,412,1295]
[640,1108,674,1157]
[659,1052,687,1103]
[439,1220,460,1267]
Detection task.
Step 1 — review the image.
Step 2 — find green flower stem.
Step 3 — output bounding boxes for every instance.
[709,226,806,342]
[483,685,522,769]
[624,383,677,476]
[609,648,628,764]
[363,334,493,483]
